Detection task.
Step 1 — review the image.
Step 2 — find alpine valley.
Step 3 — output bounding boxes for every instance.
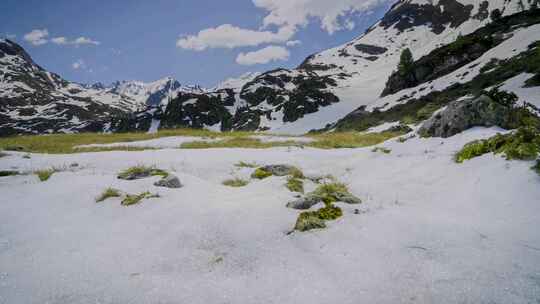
[2,0,540,136]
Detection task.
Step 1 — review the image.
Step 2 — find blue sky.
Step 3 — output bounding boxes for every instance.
[1,0,392,87]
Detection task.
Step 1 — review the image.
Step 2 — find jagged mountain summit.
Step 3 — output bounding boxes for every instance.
[1,0,539,136]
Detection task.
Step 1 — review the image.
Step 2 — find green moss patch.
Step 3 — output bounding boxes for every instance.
[117,166,168,180]
[121,192,160,206]
[294,205,343,232]
[286,177,304,193]
[222,178,249,187]
[251,168,273,180]
[95,188,122,203]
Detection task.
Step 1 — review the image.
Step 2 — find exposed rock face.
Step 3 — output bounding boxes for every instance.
[380,0,474,34]
[0,39,142,136]
[418,95,514,138]
[112,68,340,132]
[154,175,183,189]
[382,34,501,97]
[353,44,388,55]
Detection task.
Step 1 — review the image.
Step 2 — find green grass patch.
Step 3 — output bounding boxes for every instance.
[0,128,403,154]
[121,192,160,206]
[35,169,55,182]
[286,177,304,193]
[117,165,168,180]
[456,127,540,163]
[0,128,256,154]
[222,178,249,187]
[251,168,273,180]
[308,131,402,149]
[96,188,122,203]
[181,137,299,149]
[0,170,19,177]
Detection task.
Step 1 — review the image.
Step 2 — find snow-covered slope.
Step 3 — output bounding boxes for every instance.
[1,127,540,303]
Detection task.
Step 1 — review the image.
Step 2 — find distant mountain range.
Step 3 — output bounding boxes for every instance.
[1,0,539,136]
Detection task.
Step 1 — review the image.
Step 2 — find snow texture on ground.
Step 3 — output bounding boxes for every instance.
[1,127,539,304]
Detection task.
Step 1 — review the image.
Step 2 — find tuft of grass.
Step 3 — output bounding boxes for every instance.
[35,169,55,182]
[121,192,159,206]
[456,127,540,163]
[251,167,273,180]
[117,165,168,180]
[95,188,122,203]
[308,131,402,149]
[286,177,304,193]
[312,182,349,203]
[0,170,19,177]
[222,178,249,187]
[289,167,305,179]
[234,161,259,168]
[372,147,392,154]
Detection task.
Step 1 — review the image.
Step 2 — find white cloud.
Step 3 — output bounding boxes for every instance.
[72,59,86,70]
[51,37,67,45]
[236,46,290,65]
[24,29,49,46]
[176,24,294,51]
[253,0,387,34]
[52,36,100,46]
[286,40,302,47]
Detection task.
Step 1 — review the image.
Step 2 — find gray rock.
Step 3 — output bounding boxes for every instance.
[286,195,322,210]
[154,175,183,189]
[261,165,297,176]
[419,95,514,138]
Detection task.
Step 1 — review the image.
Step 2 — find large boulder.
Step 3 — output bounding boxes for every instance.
[418,95,514,138]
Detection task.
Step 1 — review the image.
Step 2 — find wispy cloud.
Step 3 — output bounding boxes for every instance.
[176,24,294,51]
[24,29,49,46]
[23,28,100,47]
[52,36,100,46]
[236,46,290,65]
